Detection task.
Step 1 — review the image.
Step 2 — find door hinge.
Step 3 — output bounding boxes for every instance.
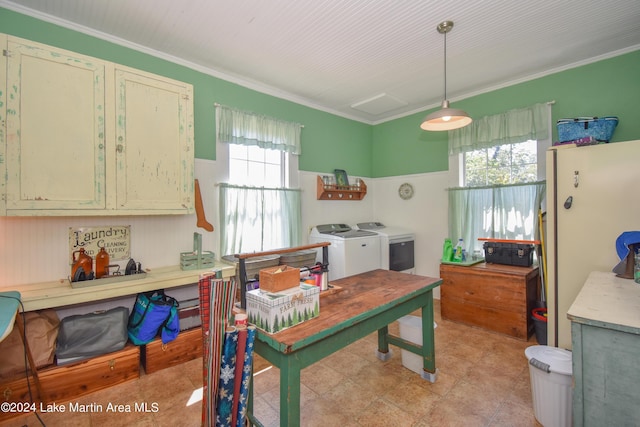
[3,49,11,57]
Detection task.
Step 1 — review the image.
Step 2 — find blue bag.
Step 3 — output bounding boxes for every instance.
[127,290,179,345]
[556,116,618,143]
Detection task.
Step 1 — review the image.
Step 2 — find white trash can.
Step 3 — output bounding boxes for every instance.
[397,315,436,375]
[524,345,572,427]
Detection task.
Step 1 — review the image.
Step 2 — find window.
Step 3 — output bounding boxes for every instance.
[447,103,552,253]
[464,140,538,186]
[228,144,289,187]
[216,105,303,256]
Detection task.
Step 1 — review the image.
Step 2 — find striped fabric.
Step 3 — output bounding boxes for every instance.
[198,274,237,427]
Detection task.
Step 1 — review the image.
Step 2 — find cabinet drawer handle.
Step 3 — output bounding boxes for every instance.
[108,359,116,371]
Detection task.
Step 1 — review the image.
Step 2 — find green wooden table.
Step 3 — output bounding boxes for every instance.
[247,269,442,427]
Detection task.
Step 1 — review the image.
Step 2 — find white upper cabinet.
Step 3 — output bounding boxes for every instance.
[0,35,194,216]
[113,66,193,212]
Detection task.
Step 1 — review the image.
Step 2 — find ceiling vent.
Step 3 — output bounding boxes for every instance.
[350,93,408,116]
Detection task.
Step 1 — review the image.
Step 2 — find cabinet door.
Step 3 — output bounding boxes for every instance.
[4,38,106,212]
[114,67,193,213]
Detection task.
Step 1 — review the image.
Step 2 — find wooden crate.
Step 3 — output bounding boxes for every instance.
[259,265,300,293]
[0,344,140,422]
[440,262,539,340]
[141,327,202,374]
[43,344,140,402]
[0,374,42,422]
[180,233,215,270]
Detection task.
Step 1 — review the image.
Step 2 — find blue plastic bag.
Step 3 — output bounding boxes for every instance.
[128,290,179,345]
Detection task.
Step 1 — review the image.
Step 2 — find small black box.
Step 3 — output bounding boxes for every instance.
[483,242,534,267]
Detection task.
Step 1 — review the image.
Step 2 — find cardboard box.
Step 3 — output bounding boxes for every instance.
[246,285,320,333]
[259,265,300,293]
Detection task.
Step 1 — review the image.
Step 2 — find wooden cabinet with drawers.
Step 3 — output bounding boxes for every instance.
[440,262,539,340]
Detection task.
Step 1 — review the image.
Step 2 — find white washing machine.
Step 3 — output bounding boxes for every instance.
[309,224,382,282]
[355,222,415,274]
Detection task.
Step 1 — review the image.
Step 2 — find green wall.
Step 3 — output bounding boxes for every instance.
[2,7,638,180]
[372,50,640,177]
[0,8,372,177]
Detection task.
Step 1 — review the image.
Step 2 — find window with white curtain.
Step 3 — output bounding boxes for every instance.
[447,102,552,253]
[216,104,303,256]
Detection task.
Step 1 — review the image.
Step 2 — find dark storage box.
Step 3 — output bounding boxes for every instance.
[483,242,534,267]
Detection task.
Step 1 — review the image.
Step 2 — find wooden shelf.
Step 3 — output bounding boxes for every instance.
[316,175,367,200]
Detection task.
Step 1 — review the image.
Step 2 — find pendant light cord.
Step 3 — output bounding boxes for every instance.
[443,29,447,101]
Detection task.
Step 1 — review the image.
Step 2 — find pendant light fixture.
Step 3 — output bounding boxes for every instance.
[420,21,472,131]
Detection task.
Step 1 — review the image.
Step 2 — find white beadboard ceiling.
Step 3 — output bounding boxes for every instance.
[3,0,640,124]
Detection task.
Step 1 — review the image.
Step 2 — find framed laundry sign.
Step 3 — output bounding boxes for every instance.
[69,226,131,263]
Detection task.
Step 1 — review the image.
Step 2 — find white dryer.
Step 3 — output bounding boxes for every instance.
[355,222,415,274]
[309,224,382,282]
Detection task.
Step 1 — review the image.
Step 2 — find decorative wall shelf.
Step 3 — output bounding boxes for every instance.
[316,175,367,200]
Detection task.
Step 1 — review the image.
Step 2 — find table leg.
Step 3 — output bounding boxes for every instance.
[375,325,392,361]
[420,292,437,382]
[247,370,255,426]
[280,356,302,427]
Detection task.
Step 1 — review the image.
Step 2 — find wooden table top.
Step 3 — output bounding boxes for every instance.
[257,269,441,353]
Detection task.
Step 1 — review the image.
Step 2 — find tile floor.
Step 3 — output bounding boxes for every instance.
[2,300,543,427]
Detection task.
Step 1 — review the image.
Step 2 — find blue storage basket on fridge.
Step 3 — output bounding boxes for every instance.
[556,116,618,143]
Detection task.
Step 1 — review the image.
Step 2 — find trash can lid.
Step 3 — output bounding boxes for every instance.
[524,345,572,376]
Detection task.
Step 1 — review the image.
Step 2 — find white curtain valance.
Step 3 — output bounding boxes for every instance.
[448,102,551,155]
[216,104,303,155]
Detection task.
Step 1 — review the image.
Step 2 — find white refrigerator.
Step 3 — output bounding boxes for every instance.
[546,139,640,349]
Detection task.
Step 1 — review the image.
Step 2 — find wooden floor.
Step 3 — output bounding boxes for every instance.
[1,300,543,427]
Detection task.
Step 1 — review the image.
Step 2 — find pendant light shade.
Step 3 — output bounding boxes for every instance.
[421,21,472,131]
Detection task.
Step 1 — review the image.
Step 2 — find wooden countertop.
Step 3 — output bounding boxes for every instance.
[257,269,442,353]
[567,271,640,332]
[0,262,235,312]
